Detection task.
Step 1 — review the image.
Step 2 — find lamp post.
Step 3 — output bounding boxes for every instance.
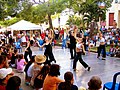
[98,2,105,29]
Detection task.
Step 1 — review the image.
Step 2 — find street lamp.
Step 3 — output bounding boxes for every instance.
[98,2,105,29]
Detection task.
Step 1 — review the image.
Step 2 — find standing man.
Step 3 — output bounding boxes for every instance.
[67,26,76,59]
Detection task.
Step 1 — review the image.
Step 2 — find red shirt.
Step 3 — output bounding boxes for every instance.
[41,33,45,39]
[0,85,6,90]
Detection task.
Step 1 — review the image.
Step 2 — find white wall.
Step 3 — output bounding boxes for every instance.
[106,0,120,28]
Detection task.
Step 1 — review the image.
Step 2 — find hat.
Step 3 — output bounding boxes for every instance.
[0,68,13,79]
[35,55,46,64]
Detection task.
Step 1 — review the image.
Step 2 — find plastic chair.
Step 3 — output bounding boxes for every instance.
[103,72,120,90]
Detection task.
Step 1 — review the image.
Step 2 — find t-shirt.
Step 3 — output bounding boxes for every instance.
[27,63,34,77]
[58,82,78,90]
[43,75,63,90]
[17,59,25,70]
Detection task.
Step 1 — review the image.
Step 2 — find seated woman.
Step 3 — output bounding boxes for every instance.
[109,44,115,57]
[34,65,50,90]
[43,64,64,90]
[58,71,78,90]
[88,76,102,90]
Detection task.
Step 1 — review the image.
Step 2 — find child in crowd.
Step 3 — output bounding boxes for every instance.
[10,49,18,68]
[114,45,120,57]
[17,54,26,73]
[109,44,115,57]
[88,76,102,90]
[58,71,78,90]
[24,55,35,85]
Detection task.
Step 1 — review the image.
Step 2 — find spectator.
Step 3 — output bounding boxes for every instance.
[30,55,46,86]
[109,44,115,57]
[10,49,18,68]
[34,65,50,90]
[114,45,120,57]
[17,54,26,73]
[6,76,21,90]
[0,68,14,90]
[43,64,64,90]
[24,55,35,85]
[58,71,78,90]
[88,76,102,90]
[0,55,9,69]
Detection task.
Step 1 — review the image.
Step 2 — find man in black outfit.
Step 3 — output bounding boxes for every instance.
[69,31,76,59]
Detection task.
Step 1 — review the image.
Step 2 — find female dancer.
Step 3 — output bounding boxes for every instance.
[73,29,90,71]
[39,29,56,65]
[97,33,106,60]
[24,40,34,62]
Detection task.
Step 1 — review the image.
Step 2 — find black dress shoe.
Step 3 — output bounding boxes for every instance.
[70,57,74,59]
[87,67,91,71]
[102,58,106,60]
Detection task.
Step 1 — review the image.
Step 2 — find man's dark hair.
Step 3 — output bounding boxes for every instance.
[49,64,60,77]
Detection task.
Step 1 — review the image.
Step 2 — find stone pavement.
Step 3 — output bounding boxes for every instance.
[14,46,120,90]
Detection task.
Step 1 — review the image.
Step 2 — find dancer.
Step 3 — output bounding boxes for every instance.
[66,27,76,59]
[39,29,56,65]
[73,29,90,71]
[24,40,34,62]
[97,33,106,60]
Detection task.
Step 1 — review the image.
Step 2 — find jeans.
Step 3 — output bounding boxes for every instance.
[62,39,66,49]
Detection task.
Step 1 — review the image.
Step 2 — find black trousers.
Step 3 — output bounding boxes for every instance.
[44,52,56,65]
[70,45,76,58]
[73,52,88,69]
[24,50,32,62]
[97,45,106,58]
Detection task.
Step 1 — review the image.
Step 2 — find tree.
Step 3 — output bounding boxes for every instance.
[70,0,111,37]
[30,0,66,29]
[0,0,20,21]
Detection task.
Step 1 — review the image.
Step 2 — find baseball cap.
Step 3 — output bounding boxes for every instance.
[0,68,13,79]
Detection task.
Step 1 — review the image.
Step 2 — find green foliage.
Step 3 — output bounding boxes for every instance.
[70,0,111,27]
[0,0,20,21]
[0,17,20,27]
[66,15,82,26]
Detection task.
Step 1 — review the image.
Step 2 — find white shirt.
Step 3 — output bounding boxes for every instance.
[76,43,82,49]
[27,63,34,77]
[21,36,26,42]
[100,37,105,43]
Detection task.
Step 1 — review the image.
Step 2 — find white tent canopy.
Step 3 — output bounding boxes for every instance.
[8,20,41,30]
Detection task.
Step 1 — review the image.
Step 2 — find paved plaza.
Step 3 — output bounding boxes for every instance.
[14,46,120,90]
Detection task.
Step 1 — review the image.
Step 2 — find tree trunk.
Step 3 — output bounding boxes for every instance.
[48,13,53,29]
[89,21,98,38]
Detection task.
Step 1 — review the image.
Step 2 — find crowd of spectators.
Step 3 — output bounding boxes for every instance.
[0,26,119,90]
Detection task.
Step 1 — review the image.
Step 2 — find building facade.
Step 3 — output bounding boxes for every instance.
[106,0,120,28]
